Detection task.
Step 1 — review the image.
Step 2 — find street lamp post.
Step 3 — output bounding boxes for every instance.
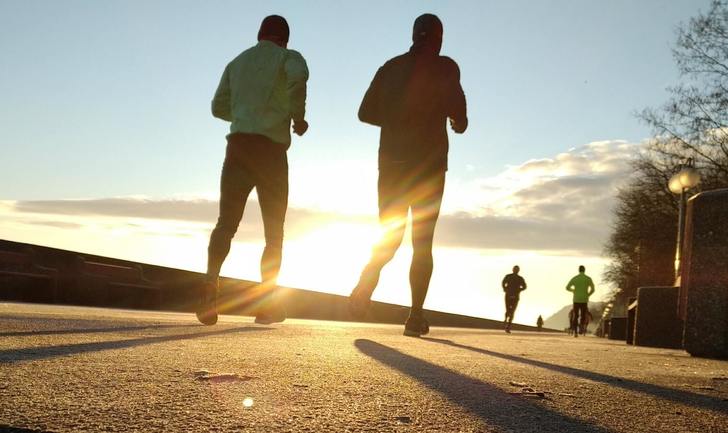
[668,158,701,281]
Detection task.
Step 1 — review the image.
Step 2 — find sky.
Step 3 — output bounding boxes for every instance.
[0,1,712,324]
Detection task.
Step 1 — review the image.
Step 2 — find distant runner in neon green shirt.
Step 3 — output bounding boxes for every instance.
[565,265,595,337]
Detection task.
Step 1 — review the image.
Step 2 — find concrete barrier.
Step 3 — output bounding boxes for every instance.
[0,249,58,303]
[0,239,555,332]
[626,297,637,345]
[680,188,728,359]
[633,286,683,349]
[608,317,627,340]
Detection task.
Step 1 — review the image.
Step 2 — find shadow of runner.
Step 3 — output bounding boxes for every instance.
[0,426,50,433]
[355,339,614,433]
[422,337,728,415]
[0,323,196,338]
[0,326,271,364]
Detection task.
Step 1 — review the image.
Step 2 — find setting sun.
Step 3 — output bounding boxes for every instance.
[278,222,380,294]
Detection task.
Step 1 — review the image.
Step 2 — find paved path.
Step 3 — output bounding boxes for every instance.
[1,303,727,433]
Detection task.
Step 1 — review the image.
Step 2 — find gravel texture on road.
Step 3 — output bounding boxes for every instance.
[1,303,727,432]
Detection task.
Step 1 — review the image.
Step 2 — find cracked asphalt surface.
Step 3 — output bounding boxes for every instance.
[1,303,727,432]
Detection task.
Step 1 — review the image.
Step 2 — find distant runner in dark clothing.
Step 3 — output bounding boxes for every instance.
[348,13,468,337]
[502,265,527,333]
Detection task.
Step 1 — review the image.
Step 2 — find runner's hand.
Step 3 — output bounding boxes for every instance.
[450,117,467,133]
[293,119,309,136]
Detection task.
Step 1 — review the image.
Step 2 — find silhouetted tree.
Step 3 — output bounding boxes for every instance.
[640,0,728,185]
[603,165,677,307]
[604,1,728,306]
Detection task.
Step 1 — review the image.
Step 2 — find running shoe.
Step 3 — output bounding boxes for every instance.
[195,280,218,326]
[403,315,430,337]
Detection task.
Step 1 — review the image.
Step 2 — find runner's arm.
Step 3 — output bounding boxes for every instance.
[445,59,467,133]
[588,278,595,297]
[211,64,232,121]
[359,66,385,126]
[565,277,575,292]
[285,50,309,123]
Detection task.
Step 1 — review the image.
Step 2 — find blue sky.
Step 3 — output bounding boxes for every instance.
[0,1,712,321]
[0,0,709,199]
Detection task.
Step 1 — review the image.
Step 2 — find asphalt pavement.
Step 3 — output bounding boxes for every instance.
[1,302,727,432]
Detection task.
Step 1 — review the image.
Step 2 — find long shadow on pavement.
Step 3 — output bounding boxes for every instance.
[0,326,271,364]
[422,337,728,415]
[0,426,48,433]
[355,339,614,433]
[0,323,196,338]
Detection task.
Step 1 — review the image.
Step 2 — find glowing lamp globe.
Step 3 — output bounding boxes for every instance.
[668,166,701,194]
[668,174,684,194]
[678,166,701,189]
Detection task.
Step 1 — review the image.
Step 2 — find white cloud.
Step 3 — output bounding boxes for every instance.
[441,140,641,253]
[3,139,641,255]
[8,197,358,244]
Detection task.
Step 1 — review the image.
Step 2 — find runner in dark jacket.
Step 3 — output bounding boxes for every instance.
[502,266,527,333]
[349,14,468,337]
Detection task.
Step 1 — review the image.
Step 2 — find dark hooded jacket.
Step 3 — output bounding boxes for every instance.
[358,30,467,171]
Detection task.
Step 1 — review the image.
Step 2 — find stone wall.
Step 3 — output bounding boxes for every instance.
[634,286,683,349]
[0,239,550,332]
[681,189,728,359]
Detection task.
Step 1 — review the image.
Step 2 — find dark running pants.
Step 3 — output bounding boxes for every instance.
[355,165,446,317]
[505,294,519,323]
[207,133,288,292]
[571,302,589,332]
